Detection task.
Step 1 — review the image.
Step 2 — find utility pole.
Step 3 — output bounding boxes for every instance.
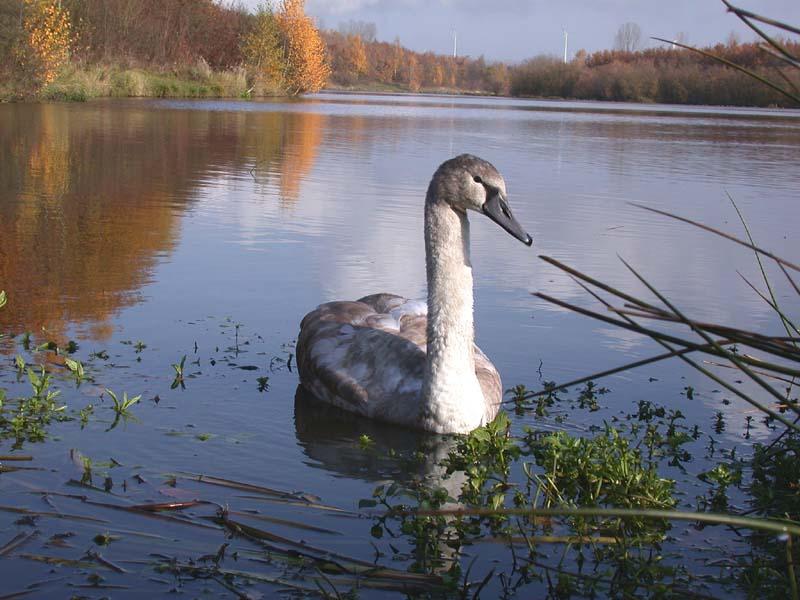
[563,29,568,63]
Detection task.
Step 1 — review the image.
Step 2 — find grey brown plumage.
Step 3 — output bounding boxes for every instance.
[297,293,501,429]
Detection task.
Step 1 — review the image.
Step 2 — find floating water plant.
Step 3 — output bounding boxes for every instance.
[14,355,25,376]
[104,388,141,431]
[64,357,85,384]
[105,389,141,416]
[171,355,186,390]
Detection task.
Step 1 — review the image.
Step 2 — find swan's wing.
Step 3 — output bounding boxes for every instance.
[297,296,499,426]
[297,299,427,426]
[474,346,502,420]
[357,294,428,346]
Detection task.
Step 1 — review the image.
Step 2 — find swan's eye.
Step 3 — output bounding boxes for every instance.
[473,175,482,184]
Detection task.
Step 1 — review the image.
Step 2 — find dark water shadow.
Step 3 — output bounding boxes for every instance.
[293,385,459,488]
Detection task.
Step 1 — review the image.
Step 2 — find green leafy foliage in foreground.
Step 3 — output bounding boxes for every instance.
[362,404,681,594]
[0,291,65,446]
[0,365,67,447]
[360,383,800,598]
[0,289,143,447]
[530,428,676,532]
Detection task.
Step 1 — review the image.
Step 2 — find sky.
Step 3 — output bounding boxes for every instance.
[243,0,800,63]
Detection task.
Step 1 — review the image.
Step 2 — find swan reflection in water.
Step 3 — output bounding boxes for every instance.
[294,385,470,573]
[293,385,463,492]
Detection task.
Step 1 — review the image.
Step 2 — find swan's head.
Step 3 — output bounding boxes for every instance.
[431,154,532,246]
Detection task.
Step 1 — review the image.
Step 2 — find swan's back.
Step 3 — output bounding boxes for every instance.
[296,294,501,429]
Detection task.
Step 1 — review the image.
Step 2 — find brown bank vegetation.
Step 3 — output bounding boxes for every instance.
[0,0,328,100]
[510,41,800,107]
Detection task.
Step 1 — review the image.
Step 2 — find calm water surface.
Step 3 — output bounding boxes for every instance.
[0,93,798,597]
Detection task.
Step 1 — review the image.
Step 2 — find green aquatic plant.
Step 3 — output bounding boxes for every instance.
[104,388,142,432]
[78,403,94,428]
[528,426,676,539]
[750,433,800,521]
[91,349,109,360]
[14,354,25,376]
[63,357,85,384]
[0,293,74,446]
[0,366,68,447]
[363,409,683,592]
[699,462,743,511]
[27,366,60,403]
[444,411,519,509]
[80,454,93,484]
[106,388,141,416]
[358,410,698,598]
[507,383,529,411]
[171,355,187,389]
[576,380,608,411]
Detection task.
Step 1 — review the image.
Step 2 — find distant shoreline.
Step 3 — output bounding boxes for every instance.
[3,65,798,112]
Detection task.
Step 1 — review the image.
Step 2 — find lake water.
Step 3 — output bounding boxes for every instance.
[0,93,798,597]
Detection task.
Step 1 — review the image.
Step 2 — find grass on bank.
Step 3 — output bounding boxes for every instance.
[2,60,257,102]
[41,62,249,102]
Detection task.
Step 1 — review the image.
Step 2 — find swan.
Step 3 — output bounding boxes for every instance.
[296,155,532,434]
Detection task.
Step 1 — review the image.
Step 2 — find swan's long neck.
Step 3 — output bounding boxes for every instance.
[421,192,486,433]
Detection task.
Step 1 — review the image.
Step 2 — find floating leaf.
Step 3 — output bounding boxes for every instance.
[64,357,84,380]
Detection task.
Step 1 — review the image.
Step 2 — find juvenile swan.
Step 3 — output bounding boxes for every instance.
[296,155,532,434]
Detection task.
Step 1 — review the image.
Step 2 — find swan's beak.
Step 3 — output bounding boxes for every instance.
[482,190,533,246]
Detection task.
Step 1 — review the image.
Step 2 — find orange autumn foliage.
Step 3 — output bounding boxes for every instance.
[20,0,72,86]
[276,0,329,95]
[344,34,368,82]
[0,105,327,339]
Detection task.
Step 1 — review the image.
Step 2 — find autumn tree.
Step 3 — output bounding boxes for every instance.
[431,62,444,87]
[390,37,403,82]
[344,34,367,81]
[241,4,283,90]
[405,52,420,91]
[18,0,72,87]
[277,0,329,95]
[485,62,509,95]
